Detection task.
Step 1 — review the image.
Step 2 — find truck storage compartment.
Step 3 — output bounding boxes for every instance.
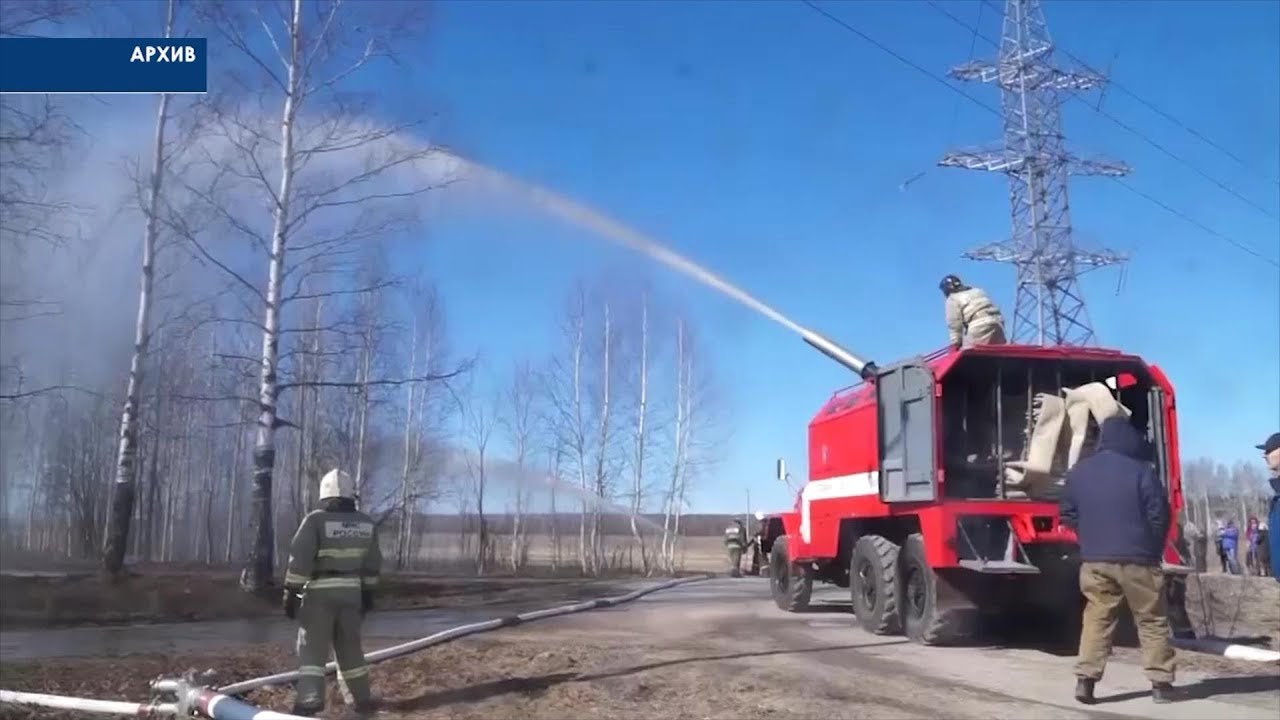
[940,354,1157,501]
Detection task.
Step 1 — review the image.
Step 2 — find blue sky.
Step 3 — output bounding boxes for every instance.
[34,0,1277,515]
[377,0,1278,513]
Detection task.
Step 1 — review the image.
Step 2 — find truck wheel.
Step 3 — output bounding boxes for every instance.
[899,533,977,646]
[851,535,900,634]
[769,536,812,612]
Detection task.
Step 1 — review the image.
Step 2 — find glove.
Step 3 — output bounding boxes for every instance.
[283,589,300,620]
[361,589,374,615]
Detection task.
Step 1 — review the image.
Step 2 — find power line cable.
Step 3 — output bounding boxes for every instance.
[978,0,1280,190]
[944,0,986,147]
[931,0,1279,222]
[798,0,1279,269]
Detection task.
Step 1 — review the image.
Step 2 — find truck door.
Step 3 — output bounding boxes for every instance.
[1146,386,1170,492]
[876,361,937,503]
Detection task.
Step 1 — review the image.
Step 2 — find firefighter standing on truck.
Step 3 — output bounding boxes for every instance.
[724,519,747,578]
[283,468,382,717]
[940,274,1007,349]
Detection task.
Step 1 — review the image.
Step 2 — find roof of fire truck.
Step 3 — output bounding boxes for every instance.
[811,342,1160,427]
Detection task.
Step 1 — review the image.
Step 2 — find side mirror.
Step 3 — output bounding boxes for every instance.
[775,458,786,482]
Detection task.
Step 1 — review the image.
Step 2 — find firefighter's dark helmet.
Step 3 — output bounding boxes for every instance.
[939,274,964,296]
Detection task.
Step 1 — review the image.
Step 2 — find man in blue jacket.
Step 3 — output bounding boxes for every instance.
[1260,433,1280,583]
[1060,417,1176,705]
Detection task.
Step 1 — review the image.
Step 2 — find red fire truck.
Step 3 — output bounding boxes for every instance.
[758,336,1189,646]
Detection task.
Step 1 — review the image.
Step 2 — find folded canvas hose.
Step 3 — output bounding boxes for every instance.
[1005,382,1130,501]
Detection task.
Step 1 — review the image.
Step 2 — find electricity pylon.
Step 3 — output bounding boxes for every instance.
[940,0,1129,346]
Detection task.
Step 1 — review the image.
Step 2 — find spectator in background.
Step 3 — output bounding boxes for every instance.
[1245,517,1261,574]
[1184,521,1208,573]
[1258,522,1271,578]
[1219,520,1240,575]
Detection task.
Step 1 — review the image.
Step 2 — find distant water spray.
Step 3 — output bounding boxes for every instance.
[532,473,666,535]
[437,152,878,379]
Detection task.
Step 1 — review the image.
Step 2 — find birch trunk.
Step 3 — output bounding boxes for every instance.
[662,319,689,571]
[671,337,693,571]
[629,298,650,574]
[293,342,308,514]
[101,0,176,578]
[591,302,613,572]
[397,318,418,569]
[225,418,245,563]
[301,298,323,512]
[549,447,561,571]
[354,345,372,499]
[570,308,590,575]
[242,0,301,592]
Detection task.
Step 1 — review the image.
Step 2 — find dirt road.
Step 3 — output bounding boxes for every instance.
[2,578,1277,719]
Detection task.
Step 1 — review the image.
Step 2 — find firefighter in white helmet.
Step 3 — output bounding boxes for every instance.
[940,274,1007,349]
[283,469,382,716]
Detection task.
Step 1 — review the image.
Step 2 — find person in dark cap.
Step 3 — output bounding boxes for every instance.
[1060,417,1175,705]
[1260,432,1280,584]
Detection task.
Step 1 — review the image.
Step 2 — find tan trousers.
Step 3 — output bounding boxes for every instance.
[1076,562,1176,684]
[965,323,1006,346]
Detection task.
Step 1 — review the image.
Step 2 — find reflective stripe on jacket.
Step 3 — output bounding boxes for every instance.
[284,509,382,594]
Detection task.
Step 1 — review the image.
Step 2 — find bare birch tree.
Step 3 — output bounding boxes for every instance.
[394,279,451,567]
[660,318,690,570]
[500,359,538,571]
[544,283,593,574]
[459,376,495,574]
[181,0,457,590]
[587,300,620,572]
[624,293,655,574]
[546,443,563,570]
[100,0,180,579]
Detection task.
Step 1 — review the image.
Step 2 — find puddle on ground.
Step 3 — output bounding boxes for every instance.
[0,608,500,662]
[0,580,676,662]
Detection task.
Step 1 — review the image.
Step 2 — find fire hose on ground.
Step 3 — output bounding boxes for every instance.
[1170,541,1280,664]
[0,574,712,719]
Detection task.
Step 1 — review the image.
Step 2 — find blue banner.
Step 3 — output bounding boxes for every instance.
[0,38,207,94]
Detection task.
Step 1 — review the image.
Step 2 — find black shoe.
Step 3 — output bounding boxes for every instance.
[1151,682,1174,704]
[292,706,321,718]
[1074,678,1097,705]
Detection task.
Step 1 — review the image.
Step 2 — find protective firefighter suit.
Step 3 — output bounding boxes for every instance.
[944,286,1007,348]
[724,520,747,577]
[283,469,382,716]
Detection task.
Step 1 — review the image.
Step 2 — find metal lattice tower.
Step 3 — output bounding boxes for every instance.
[940,0,1129,346]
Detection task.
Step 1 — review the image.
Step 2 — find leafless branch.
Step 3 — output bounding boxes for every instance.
[0,384,103,401]
[277,363,473,394]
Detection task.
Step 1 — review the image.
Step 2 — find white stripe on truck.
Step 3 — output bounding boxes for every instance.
[799,472,879,543]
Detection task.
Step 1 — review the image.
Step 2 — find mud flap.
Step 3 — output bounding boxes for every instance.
[929,569,983,642]
[1164,573,1196,640]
